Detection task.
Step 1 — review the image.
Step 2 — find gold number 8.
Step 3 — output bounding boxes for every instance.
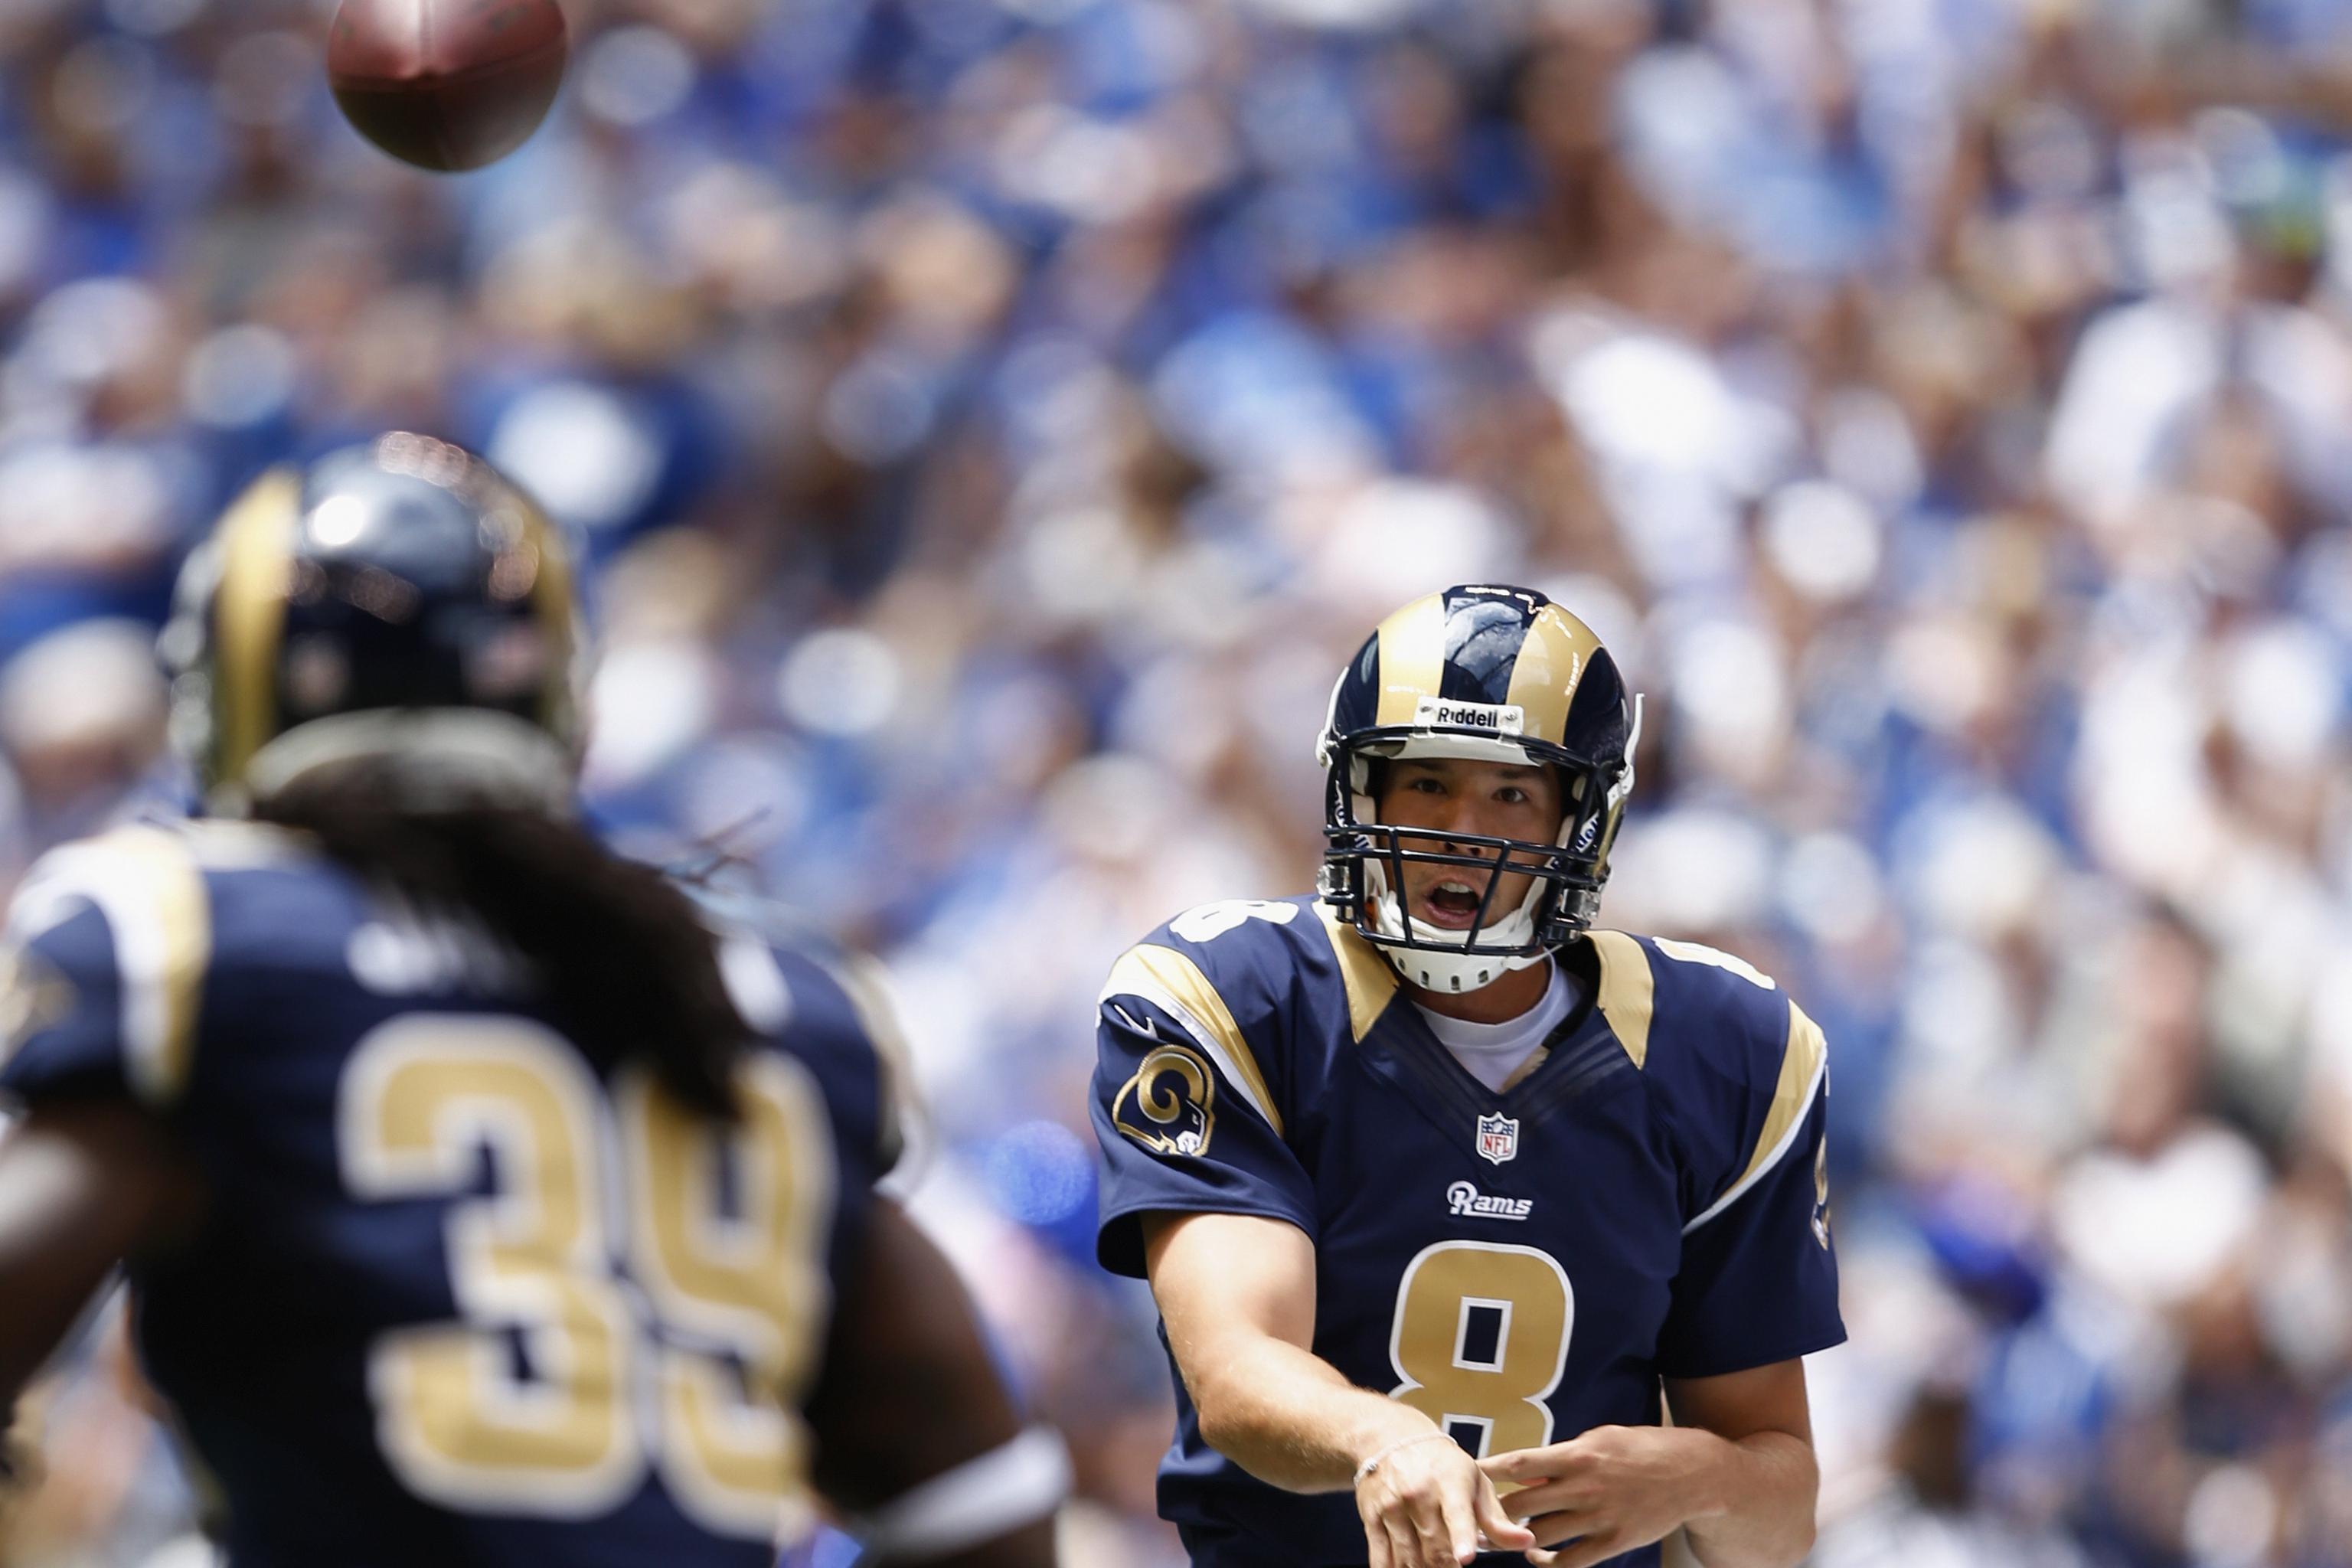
[1387,1241,1573,1458]
[340,1016,834,1534]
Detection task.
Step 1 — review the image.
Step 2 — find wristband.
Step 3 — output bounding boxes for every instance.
[852,1426,1070,1561]
[1352,1431,1451,1488]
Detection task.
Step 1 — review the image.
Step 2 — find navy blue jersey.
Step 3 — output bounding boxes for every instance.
[1089,897,1843,1568]
[0,822,900,1568]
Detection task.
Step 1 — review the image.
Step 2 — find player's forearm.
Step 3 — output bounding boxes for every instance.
[809,1202,1061,1566]
[877,1517,1056,1568]
[1676,1429,1818,1568]
[0,1106,175,1406]
[1184,1331,1433,1494]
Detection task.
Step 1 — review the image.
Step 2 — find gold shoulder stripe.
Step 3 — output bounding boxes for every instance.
[1102,944,1282,1137]
[0,944,75,1073]
[829,956,916,1175]
[110,827,211,1106]
[1312,903,1397,1043]
[1586,930,1654,1070]
[1751,1001,1829,1184]
[1503,606,1602,748]
[1373,593,1448,726]
[1684,998,1829,1236]
[38,828,214,1106]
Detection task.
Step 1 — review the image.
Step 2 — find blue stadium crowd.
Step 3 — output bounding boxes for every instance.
[3,0,2352,1564]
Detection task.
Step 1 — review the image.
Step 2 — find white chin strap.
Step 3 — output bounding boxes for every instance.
[1364,858,1552,994]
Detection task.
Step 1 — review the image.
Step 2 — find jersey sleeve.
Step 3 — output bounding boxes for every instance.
[1653,979,1843,1379]
[746,941,903,1195]
[1091,929,1315,1279]
[0,828,211,1112]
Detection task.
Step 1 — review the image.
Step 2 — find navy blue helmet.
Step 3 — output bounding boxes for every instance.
[161,433,583,814]
[1317,584,1640,991]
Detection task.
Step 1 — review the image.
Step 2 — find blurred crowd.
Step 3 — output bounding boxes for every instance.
[4,0,2352,1564]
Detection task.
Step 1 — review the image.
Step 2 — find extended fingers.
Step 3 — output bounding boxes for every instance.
[1359,1487,1395,1568]
[1474,1473,1537,1551]
[1362,1475,1450,1568]
[1434,1480,1485,1564]
[1406,1485,1462,1566]
[1559,1531,1627,1568]
[1501,1478,1591,1521]
[1524,1526,1622,1568]
[1481,1441,1588,1487]
[1383,1510,1429,1568]
[1522,1507,1605,1549]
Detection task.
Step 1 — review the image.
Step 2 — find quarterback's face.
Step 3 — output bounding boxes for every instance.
[1374,756,1564,932]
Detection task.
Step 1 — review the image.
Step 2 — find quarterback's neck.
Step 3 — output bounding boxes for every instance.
[1408,957,1553,1026]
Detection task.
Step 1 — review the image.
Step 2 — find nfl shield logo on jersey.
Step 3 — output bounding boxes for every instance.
[1475,1112,1520,1166]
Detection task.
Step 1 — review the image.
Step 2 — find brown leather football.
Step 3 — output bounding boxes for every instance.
[328,0,568,173]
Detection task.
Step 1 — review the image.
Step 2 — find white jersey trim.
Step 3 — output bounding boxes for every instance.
[1680,1050,1828,1236]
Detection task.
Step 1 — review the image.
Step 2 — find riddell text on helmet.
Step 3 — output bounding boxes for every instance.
[1411,697,1527,734]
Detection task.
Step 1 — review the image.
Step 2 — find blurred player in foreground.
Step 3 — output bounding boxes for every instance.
[0,434,1062,1568]
[1090,586,1844,1568]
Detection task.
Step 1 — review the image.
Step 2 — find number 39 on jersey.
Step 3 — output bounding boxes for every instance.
[341,1017,834,1534]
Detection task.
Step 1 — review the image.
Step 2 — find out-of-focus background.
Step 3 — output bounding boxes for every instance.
[3,0,2352,1564]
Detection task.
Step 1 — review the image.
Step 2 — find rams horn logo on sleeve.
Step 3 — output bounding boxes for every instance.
[1114,1040,1217,1158]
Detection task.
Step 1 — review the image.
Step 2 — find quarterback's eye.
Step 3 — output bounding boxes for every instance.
[1495,786,1530,805]
[1403,775,1446,795]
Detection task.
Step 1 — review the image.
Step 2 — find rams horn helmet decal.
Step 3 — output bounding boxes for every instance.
[161,433,585,815]
[1113,1040,1217,1158]
[1316,585,1642,994]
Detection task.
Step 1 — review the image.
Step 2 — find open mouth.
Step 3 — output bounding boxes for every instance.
[1416,879,1488,930]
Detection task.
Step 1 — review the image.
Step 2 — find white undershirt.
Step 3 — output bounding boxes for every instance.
[1411,959,1583,1093]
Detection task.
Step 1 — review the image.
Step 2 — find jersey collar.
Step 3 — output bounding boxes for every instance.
[1315,904,1654,1074]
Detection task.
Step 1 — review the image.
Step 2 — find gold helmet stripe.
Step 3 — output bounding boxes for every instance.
[514,495,580,735]
[1503,605,1603,748]
[211,469,304,792]
[1587,929,1654,1069]
[1372,593,1449,727]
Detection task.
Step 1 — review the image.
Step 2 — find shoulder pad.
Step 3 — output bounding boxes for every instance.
[1102,898,1316,1136]
[1622,934,1829,1231]
[5,825,213,1106]
[1625,936,1794,1080]
[733,937,908,1182]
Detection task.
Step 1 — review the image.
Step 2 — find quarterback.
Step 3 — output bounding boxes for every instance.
[1090,586,1842,1568]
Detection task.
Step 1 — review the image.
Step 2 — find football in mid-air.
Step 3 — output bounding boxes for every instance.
[328,0,569,173]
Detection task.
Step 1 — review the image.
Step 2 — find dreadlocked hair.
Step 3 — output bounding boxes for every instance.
[254,766,748,1121]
